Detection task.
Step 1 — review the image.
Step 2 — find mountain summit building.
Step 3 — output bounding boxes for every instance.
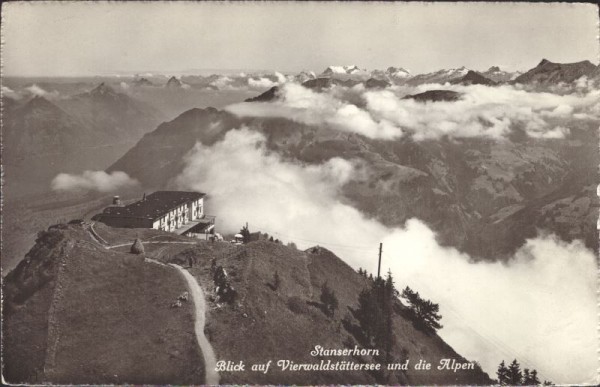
[92,191,215,238]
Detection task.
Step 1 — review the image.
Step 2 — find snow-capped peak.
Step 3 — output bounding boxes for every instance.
[448,66,469,76]
[322,65,363,75]
[386,66,411,78]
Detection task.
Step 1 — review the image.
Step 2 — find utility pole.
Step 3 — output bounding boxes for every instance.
[377,242,383,279]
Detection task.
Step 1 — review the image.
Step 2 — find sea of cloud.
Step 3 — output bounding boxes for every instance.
[51,170,138,192]
[176,128,597,384]
[226,81,600,141]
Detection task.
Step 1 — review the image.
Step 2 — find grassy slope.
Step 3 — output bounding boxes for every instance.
[3,278,55,383]
[170,240,492,385]
[3,224,204,384]
[3,229,68,384]
[5,223,492,384]
[307,247,491,385]
[2,191,133,274]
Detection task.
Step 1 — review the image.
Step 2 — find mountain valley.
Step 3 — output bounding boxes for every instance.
[2,57,598,384]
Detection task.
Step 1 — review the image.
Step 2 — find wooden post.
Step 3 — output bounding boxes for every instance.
[377,243,383,279]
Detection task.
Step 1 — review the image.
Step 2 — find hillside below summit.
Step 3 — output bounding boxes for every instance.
[3,222,492,385]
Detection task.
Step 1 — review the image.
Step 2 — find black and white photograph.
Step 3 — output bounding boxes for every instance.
[1,1,598,385]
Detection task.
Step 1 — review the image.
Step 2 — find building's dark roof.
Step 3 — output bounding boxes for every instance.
[102,191,205,220]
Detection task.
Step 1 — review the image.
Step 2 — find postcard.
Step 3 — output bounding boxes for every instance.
[1,1,598,385]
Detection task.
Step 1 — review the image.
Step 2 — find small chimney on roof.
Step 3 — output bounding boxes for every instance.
[113,195,122,206]
[143,192,146,201]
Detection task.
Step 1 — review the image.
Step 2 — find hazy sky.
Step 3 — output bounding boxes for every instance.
[2,2,598,76]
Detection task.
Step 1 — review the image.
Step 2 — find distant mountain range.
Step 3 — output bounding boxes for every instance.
[2,83,164,198]
[213,59,598,89]
[66,59,597,92]
[323,60,597,87]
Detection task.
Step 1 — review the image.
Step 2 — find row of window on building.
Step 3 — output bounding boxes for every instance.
[152,199,204,232]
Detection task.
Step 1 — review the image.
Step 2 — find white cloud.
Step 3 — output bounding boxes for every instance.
[51,170,138,192]
[274,71,287,83]
[227,82,600,141]
[575,76,593,90]
[527,125,571,139]
[1,85,20,99]
[210,76,234,90]
[24,84,60,99]
[175,128,597,384]
[539,104,574,119]
[247,72,289,89]
[366,84,599,140]
[248,76,278,89]
[227,83,404,139]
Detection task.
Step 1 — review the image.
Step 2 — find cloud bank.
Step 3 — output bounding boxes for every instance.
[2,85,20,99]
[51,170,138,192]
[247,77,278,89]
[2,84,62,100]
[24,84,61,99]
[226,82,600,141]
[227,83,402,139]
[176,128,597,384]
[247,72,287,89]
